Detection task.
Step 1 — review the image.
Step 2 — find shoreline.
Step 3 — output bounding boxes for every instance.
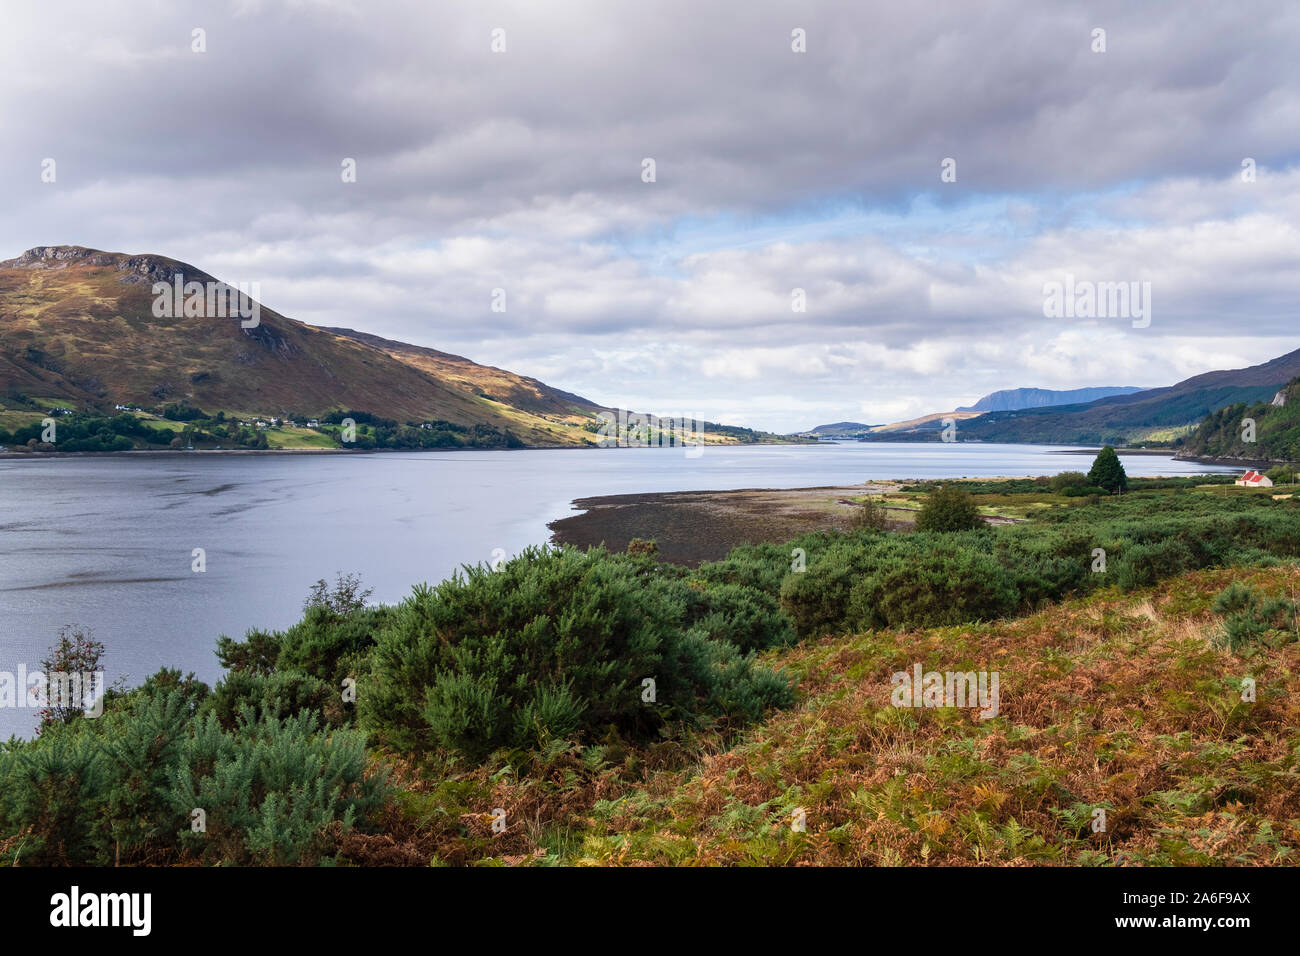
[548,485,883,566]
[3,440,1278,470]
[0,441,798,461]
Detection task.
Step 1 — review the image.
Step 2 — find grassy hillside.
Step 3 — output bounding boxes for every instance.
[1177,379,1300,463]
[0,248,504,425]
[0,246,794,451]
[408,564,1299,866]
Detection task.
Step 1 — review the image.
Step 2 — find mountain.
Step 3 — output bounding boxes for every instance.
[1177,379,1300,463]
[317,326,606,443]
[952,348,1300,446]
[0,245,783,448]
[801,421,879,438]
[957,386,1144,413]
[865,410,984,437]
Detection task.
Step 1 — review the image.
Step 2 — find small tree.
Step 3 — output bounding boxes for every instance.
[1049,471,1090,493]
[38,626,105,730]
[915,485,984,533]
[850,497,889,532]
[1088,445,1128,493]
[303,572,373,618]
[1265,465,1295,486]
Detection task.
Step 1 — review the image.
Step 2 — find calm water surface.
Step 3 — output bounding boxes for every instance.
[0,442,1236,735]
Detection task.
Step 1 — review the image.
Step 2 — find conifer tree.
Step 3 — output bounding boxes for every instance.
[1088,445,1128,493]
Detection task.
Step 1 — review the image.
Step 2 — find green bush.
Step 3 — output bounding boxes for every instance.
[1050,471,1091,492]
[915,485,984,533]
[1061,485,1108,498]
[361,546,793,759]
[0,730,104,865]
[204,669,337,730]
[1112,538,1196,590]
[1212,582,1297,652]
[174,708,388,865]
[848,539,1019,629]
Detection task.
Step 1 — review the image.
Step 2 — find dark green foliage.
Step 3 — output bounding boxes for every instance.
[3,410,266,451]
[688,580,796,653]
[361,545,793,759]
[210,574,387,728]
[102,688,196,863]
[1087,446,1129,493]
[1049,471,1090,492]
[1212,582,1298,652]
[174,709,388,865]
[778,494,1300,640]
[1181,379,1300,463]
[898,475,1234,496]
[204,669,336,730]
[848,538,1019,629]
[0,730,104,865]
[1112,538,1195,589]
[321,410,525,450]
[161,401,208,421]
[0,684,388,866]
[215,628,282,677]
[778,540,865,637]
[915,485,984,532]
[1061,484,1109,497]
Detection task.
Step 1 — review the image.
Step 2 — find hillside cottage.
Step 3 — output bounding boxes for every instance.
[1236,470,1274,488]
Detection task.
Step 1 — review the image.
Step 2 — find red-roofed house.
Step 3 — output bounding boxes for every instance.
[1236,470,1274,488]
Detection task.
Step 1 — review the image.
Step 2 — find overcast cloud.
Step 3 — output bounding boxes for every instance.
[2,0,1298,431]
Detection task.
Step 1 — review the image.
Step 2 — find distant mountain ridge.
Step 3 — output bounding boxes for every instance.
[958,386,1144,413]
[957,348,1300,446]
[801,421,879,438]
[815,349,1300,446]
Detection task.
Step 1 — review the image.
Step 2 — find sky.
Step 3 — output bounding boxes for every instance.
[2,0,1298,433]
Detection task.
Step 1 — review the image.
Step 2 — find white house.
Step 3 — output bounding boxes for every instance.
[1236,470,1274,488]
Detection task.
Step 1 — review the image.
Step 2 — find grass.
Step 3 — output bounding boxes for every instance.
[0,409,45,432]
[367,563,1300,866]
[266,426,337,450]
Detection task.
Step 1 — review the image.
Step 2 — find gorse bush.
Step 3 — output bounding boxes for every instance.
[848,537,1020,629]
[777,495,1300,639]
[174,707,387,866]
[210,573,389,729]
[0,681,388,866]
[1211,582,1298,652]
[915,485,984,533]
[361,545,794,759]
[1049,471,1090,492]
